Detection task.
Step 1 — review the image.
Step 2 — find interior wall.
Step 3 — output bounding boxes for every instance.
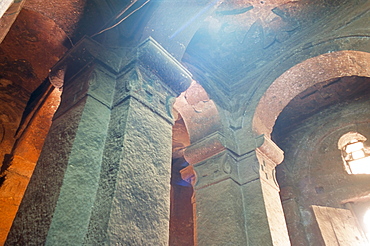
[0,86,60,244]
[274,96,370,245]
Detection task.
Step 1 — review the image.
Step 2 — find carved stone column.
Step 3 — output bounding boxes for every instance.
[241,135,290,246]
[185,132,248,245]
[185,133,290,245]
[84,38,192,245]
[5,38,118,245]
[6,37,192,245]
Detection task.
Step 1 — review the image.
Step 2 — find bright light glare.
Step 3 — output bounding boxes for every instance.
[364,209,370,240]
[346,142,365,153]
[353,150,366,160]
[349,156,370,174]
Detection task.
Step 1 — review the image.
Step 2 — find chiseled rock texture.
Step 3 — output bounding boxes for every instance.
[85,96,173,245]
[5,99,86,245]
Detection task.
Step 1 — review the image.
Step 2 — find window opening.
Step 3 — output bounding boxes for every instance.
[338,132,370,174]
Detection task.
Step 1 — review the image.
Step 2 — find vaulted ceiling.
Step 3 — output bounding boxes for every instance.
[0,0,369,158]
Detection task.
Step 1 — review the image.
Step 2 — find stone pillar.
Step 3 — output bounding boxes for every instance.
[185,133,248,245]
[240,135,290,246]
[83,38,192,245]
[6,37,191,245]
[5,39,118,245]
[185,133,290,245]
[6,37,192,245]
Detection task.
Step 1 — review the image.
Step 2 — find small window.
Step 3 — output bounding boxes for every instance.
[338,132,370,174]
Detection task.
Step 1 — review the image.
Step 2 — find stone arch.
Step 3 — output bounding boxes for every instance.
[253,50,370,137]
[170,79,224,246]
[170,80,221,246]
[174,80,222,145]
[171,80,222,174]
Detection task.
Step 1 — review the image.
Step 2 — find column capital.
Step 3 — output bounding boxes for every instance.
[135,37,192,96]
[183,134,285,191]
[113,38,193,124]
[50,37,193,96]
[50,37,193,124]
[233,134,284,187]
[255,134,284,165]
[49,37,122,88]
[184,132,226,165]
[180,165,196,187]
[190,150,235,190]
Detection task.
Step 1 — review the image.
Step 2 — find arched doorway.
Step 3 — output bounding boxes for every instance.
[253,50,370,245]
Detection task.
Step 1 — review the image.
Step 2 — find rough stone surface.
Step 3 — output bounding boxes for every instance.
[5,98,86,245]
[312,205,368,245]
[242,178,273,246]
[0,160,30,244]
[45,97,112,245]
[0,9,68,92]
[24,0,87,37]
[275,96,370,245]
[254,51,370,136]
[174,81,222,143]
[256,150,290,245]
[83,98,131,245]
[0,88,60,245]
[109,98,173,245]
[0,7,69,190]
[3,0,370,245]
[195,178,246,245]
[0,78,29,171]
[83,48,188,244]
[5,61,115,245]
[85,95,174,245]
[186,136,289,245]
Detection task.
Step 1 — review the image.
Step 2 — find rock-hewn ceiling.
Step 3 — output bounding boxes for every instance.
[0,0,92,164]
[184,0,335,79]
[0,0,365,159]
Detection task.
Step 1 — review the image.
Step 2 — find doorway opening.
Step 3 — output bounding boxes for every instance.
[170,111,194,246]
